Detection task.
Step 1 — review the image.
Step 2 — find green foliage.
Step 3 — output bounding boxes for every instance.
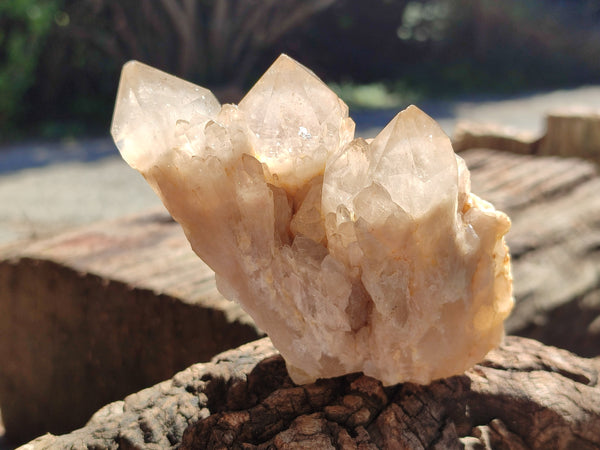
[2,0,600,142]
[400,0,600,96]
[329,81,422,110]
[0,0,63,136]
[284,0,600,98]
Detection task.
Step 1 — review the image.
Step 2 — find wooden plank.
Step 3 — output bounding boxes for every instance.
[464,149,596,212]
[539,109,600,162]
[453,120,541,154]
[0,209,262,444]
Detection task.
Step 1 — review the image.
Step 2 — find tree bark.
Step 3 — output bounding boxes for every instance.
[23,336,600,449]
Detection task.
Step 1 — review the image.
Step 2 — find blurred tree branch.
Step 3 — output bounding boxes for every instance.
[159,0,198,76]
[55,0,335,102]
[225,0,336,85]
[4,0,600,139]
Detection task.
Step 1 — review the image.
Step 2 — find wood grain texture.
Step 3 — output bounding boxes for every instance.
[0,210,262,444]
[539,110,600,162]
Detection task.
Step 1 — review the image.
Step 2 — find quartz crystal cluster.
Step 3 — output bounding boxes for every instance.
[111,55,513,386]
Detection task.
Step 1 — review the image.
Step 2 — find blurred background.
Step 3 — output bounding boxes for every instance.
[1,0,600,142]
[1,1,600,447]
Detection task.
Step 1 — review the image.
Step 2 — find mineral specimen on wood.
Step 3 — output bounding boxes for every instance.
[111,55,513,386]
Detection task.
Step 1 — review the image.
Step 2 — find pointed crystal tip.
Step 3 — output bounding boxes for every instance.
[238,54,354,192]
[111,60,220,170]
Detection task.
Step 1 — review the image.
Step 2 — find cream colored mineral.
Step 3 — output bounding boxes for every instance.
[111,55,513,386]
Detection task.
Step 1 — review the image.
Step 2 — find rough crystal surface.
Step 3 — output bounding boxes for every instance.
[111,55,513,386]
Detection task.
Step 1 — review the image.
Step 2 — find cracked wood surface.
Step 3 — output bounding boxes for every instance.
[23,336,600,449]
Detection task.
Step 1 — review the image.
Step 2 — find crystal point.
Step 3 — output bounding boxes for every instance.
[111,60,220,170]
[111,55,513,386]
[239,54,355,192]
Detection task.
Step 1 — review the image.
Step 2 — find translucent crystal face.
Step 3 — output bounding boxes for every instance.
[322,106,459,221]
[238,54,355,192]
[111,55,513,386]
[111,61,220,171]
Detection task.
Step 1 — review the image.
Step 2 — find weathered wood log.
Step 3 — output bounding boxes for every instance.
[22,336,600,449]
[0,210,262,444]
[453,109,600,165]
[462,149,600,357]
[453,121,541,155]
[538,108,600,163]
